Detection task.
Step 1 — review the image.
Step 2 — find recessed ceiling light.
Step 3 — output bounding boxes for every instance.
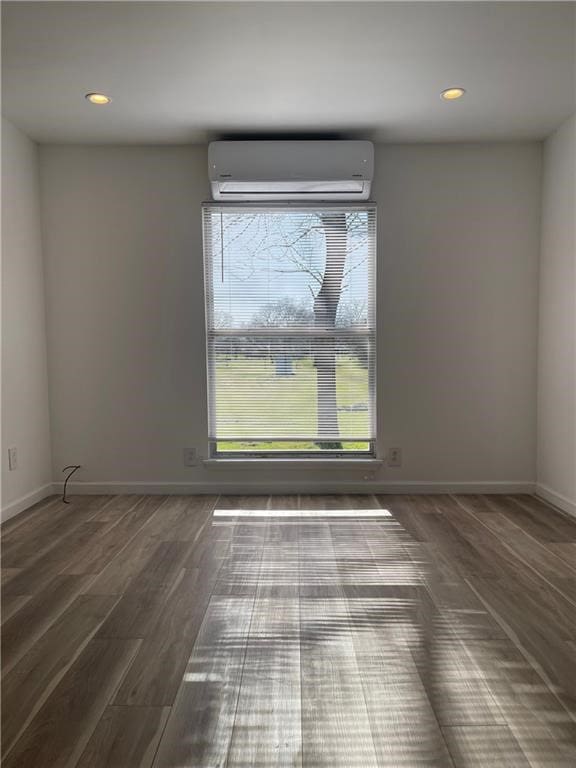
[85,92,112,105]
[441,87,466,101]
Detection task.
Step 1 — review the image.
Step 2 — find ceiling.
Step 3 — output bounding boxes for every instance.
[2,1,575,144]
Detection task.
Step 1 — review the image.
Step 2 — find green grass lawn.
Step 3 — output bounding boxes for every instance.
[214,355,370,453]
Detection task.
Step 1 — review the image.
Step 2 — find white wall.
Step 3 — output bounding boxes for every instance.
[537,114,576,515]
[1,118,52,519]
[39,142,542,493]
[377,144,540,487]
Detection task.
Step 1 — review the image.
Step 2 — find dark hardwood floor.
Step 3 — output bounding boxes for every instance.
[2,492,576,766]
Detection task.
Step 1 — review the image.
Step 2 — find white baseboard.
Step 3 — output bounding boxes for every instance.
[374,481,535,495]
[535,483,576,520]
[53,480,535,496]
[1,483,55,523]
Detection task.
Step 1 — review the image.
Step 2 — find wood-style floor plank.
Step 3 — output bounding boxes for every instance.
[83,496,215,596]
[2,492,576,767]
[123,540,192,595]
[298,501,379,767]
[467,576,576,699]
[442,725,530,767]
[2,638,140,768]
[511,723,576,768]
[227,598,302,767]
[63,496,168,575]
[1,522,106,596]
[412,638,507,727]
[472,510,576,580]
[131,495,217,543]
[0,497,77,556]
[1,593,31,624]
[300,597,380,767]
[88,495,143,523]
[2,594,119,754]
[224,494,301,765]
[94,583,174,639]
[333,518,455,766]
[152,596,255,768]
[355,650,456,766]
[458,639,576,732]
[113,568,209,706]
[2,567,22,585]
[212,526,267,598]
[497,494,576,543]
[2,573,93,673]
[448,636,576,765]
[1,496,113,567]
[82,525,173,597]
[550,542,576,569]
[75,706,170,768]
[423,580,508,641]
[0,495,60,537]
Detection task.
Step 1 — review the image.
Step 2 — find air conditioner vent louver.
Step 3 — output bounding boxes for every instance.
[208,140,373,201]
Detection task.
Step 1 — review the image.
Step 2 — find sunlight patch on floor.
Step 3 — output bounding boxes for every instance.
[213,508,392,518]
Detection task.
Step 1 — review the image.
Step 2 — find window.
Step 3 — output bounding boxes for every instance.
[203,204,376,458]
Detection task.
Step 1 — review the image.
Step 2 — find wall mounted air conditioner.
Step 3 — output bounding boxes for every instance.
[208,140,373,201]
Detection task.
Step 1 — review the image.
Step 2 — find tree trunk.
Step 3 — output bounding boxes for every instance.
[314,213,347,450]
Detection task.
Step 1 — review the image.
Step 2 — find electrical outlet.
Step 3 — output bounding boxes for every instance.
[8,446,18,471]
[183,448,199,467]
[387,447,402,467]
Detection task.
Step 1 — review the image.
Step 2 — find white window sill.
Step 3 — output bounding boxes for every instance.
[203,458,382,471]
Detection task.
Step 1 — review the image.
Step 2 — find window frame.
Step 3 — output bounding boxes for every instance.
[208,440,377,460]
[202,202,377,460]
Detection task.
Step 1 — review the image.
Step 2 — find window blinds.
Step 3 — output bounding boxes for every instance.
[203,204,376,455]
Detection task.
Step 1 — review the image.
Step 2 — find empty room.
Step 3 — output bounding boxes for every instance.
[2,1,576,766]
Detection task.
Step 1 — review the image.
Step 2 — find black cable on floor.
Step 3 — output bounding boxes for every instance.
[62,465,81,504]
